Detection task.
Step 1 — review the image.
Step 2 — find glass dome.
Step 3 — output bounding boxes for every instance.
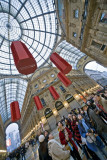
[0,0,59,75]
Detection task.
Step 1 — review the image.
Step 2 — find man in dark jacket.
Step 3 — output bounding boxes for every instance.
[88,107,107,141]
[38,135,52,160]
[20,144,26,160]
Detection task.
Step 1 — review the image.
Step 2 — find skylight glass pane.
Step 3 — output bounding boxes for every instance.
[55,40,85,69]
[0,0,58,76]
[0,78,27,123]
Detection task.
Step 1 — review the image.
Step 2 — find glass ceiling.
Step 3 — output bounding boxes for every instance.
[0,0,60,123]
[0,0,59,75]
[0,78,27,123]
[0,1,86,124]
[55,40,85,69]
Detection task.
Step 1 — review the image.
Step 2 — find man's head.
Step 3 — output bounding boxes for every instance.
[58,121,63,128]
[91,93,95,98]
[83,105,88,111]
[68,113,72,119]
[94,94,101,102]
[87,101,91,106]
[48,134,54,141]
[44,130,49,137]
[78,114,83,120]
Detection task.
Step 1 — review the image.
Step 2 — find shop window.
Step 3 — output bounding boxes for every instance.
[59,85,66,93]
[100,13,107,23]
[101,45,106,51]
[41,98,46,107]
[91,40,102,49]
[73,32,77,37]
[74,9,79,18]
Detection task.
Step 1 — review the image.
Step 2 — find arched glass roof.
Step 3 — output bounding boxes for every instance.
[0,78,27,123]
[0,0,59,75]
[55,40,85,69]
[0,0,60,123]
[0,1,87,124]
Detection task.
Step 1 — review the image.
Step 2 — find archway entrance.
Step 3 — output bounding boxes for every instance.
[55,101,68,118]
[44,108,56,131]
[5,123,21,152]
[65,94,74,103]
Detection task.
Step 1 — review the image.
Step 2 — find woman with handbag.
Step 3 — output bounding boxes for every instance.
[58,121,82,160]
[78,114,107,160]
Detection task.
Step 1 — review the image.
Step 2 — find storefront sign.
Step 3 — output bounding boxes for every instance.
[65,94,74,103]
[55,101,64,111]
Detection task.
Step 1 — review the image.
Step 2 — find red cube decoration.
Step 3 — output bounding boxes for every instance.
[50,52,72,74]
[34,96,43,110]
[49,86,60,100]
[11,41,37,75]
[10,101,21,122]
[57,72,72,87]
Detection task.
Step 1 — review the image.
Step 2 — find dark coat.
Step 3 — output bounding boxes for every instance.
[38,143,52,160]
[88,108,107,134]
[71,120,82,143]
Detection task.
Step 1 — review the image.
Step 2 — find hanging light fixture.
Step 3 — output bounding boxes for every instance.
[10,101,21,122]
[50,52,72,74]
[57,72,72,87]
[11,41,37,75]
[34,96,43,110]
[49,86,60,100]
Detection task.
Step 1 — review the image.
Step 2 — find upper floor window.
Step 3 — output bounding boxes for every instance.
[54,78,58,81]
[43,79,47,83]
[50,92,55,100]
[91,40,106,51]
[51,74,55,78]
[101,45,106,51]
[74,9,79,18]
[59,85,66,93]
[100,13,107,23]
[35,84,38,88]
[73,32,77,37]
[91,40,102,49]
[41,98,46,107]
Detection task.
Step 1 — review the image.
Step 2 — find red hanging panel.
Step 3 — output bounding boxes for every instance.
[10,101,21,122]
[49,86,60,100]
[57,72,72,87]
[34,96,43,110]
[50,52,72,74]
[11,41,37,75]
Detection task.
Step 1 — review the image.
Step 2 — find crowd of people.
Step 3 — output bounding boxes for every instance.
[38,89,107,160]
[6,88,107,160]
